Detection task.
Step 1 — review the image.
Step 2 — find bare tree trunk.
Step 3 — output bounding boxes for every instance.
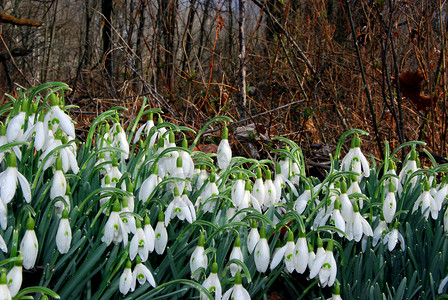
[102,0,113,79]
[197,0,211,64]
[133,0,146,91]
[238,0,247,119]
[181,0,196,72]
[43,0,58,83]
[227,0,233,58]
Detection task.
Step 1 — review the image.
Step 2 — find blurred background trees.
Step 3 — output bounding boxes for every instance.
[0,0,447,166]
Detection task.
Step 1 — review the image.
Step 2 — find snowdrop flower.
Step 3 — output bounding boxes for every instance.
[6,103,26,142]
[217,126,232,170]
[190,234,208,281]
[201,262,222,300]
[279,155,290,179]
[247,221,260,255]
[0,124,21,163]
[383,182,396,223]
[412,178,438,220]
[339,181,353,223]
[20,217,38,269]
[347,174,363,208]
[294,186,311,215]
[293,229,309,274]
[372,217,388,247]
[46,93,75,138]
[318,240,337,287]
[133,112,155,144]
[0,153,31,204]
[165,187,195,225]
[54,184,71,216]
[307,243,316,271]
[222,271,250,300]
[56,210,72,254]
[349,202,373,242]
[101,200,128,247]
[164,131,180,176]
[139,164,161,202]
[229,237,244,277]
[330,199,345,238]
[251,168,266,208]
[435,180,448,210]
[121,198,136,234]
[309,237,326,279]
[119,260,134,295]
[180,138,194,179]
[246,181,261,212]
[6,257,22,297]
[22,112,46,151]
[0,273,11,300]
[111,123,129,160]
[270,231,295,273]
[155,211,168,255]
[170,156,186,193]
[200,171,219,213]
[231,172,245,208]
[132,256,156,288]
[385,159,402,195]
[130,219,149,262]
[398,149,419,187]
[125,182,135,213]
[340,135,370,177]
[50,157,67,201]
[264,170,278,206]
[384,222,405,252]
[254,226,270,273]
[143,215,155,253]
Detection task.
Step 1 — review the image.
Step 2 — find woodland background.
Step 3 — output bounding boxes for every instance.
[0,0,447,174]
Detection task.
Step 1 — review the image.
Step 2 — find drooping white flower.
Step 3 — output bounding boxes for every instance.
[231,172,245,208]
[130,219,149,262]
[251,168,266,208]
[350,202,373,242]
[383,182,397,223]
[6,256,22,297]
[154,211,168,255]
[180,138,194,179]
[270,231,295,273]
[56,210,72,254]
[412,179,438,220]
[132,256,156,288]
[6,109,25,142]
[50,157,67,201]
[222,271,250,300]
[398,149,419,187]
[217,126,232,170]
[201,262,222,300]
[120,198,136,235]
[309,238,326,279]
[165,187,195,225]
[339,182,353,223]
[331,284,343,300]
[330,199,345,238]
[20,217,38,270]
[229,237,244,277]
[133,113,155,144]
[200,172,219,213]
[247,221,260,255]
[318,241,337,287]
[143,215,155,253]
[139,164,161,202]
[46,93,76,138]
[0,272,11,300]
[340,135,370,177]
[101,201,128,247]
[293,230,309,274]
[0,153,31,204]
[294,187,311,215]
[190,234,208,281]
[384,222,405,252]
[372,217,388,247]
[254,227,270,273]
[435,181,448,211]
[119,260,134,295]
[264,170,278,206]
[110,123,129,160]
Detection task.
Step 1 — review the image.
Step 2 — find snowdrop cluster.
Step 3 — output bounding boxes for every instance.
[1,83,448,299]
